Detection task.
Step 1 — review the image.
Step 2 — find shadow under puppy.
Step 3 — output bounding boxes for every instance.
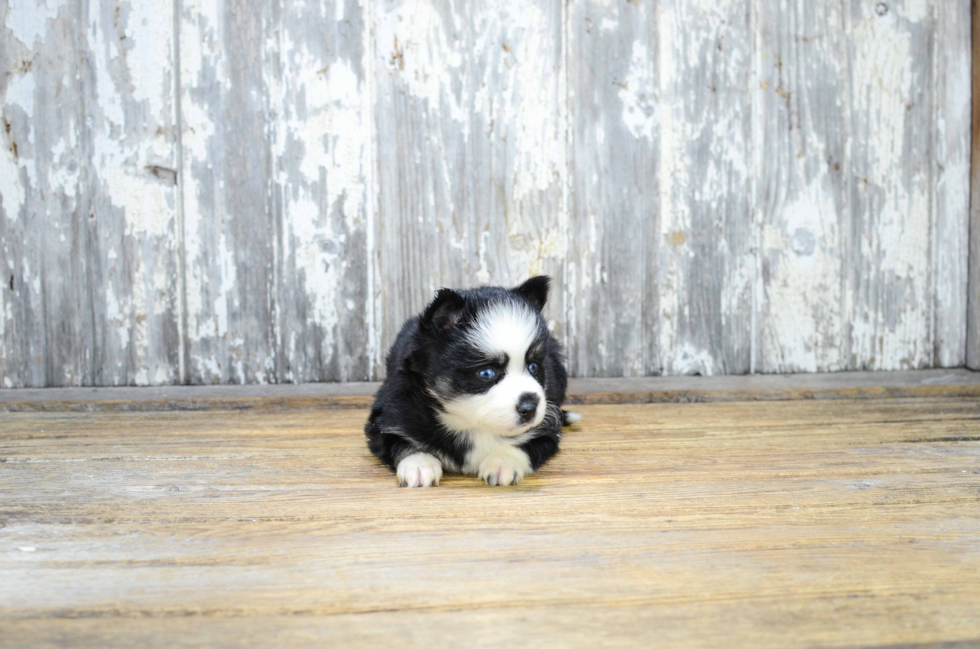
[365,276,580,487]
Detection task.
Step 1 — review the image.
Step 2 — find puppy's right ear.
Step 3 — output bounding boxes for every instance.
[512,275,550,312]
[420,289,466,335]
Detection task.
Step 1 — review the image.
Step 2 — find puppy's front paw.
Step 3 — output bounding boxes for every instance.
[396,452,443,488]
[478,447,532,486]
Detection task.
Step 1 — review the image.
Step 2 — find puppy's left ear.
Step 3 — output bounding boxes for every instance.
[512,276,550,312]
[420,288,467,335]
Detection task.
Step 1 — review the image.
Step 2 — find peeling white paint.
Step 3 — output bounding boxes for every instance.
[901,0,929,24]
[374,0,465,125]
[271,10,373,381]
[287,195,343,338]
[179,0,232,382]
[850,4,932,370]
[1,0,973,386]
[506,1,563,203]
[599,18,618,32]
[932,0,972,368]
[671,342,716,376]
[0,142,25,221]
[762,186,844,373]
[4,65,35,117]
[123,0,172,123]
[619,40,656,140]
[4,0,64,48]
[0,70,36,220]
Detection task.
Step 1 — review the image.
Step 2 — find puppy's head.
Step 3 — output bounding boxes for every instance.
[418,276,551,437]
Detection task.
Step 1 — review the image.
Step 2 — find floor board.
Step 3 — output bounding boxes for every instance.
[1,398,979,647]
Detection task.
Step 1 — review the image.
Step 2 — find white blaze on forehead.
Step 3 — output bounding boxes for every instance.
[467,301,540,367]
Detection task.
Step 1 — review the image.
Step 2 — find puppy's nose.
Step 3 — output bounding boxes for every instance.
[516,393,540,423]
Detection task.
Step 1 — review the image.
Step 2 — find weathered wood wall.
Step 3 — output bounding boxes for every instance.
[0,0,973,387]
[970,0,980,371]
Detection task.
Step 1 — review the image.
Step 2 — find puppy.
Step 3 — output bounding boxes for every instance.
[365,276,579,487]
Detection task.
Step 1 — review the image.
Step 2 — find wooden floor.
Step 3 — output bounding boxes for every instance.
[2,394,979,647]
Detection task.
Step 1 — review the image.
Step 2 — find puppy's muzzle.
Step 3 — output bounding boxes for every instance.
[516,392,540,424]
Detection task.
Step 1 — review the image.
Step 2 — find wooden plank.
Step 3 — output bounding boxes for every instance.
[566,0,658,378]
[658,0,754,375]
[269,0,374,382]
[86,0,183,386]
[179,0,372,384]
[933,0,972,367]
[969,0,980,370]
[2,608,980,649]
[1,398,979,647]
[2,368,979,412]
[846,0,934,370]
[0,0,180,388]
[178,0,277,384]
[755,0,848,373]
[371,0,566,361]
[0,0,70,388]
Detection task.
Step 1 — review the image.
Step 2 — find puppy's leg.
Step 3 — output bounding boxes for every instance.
[367,426,442,487]
[396,452,443,488]
[519,431,560,471]
[478,445,532,486]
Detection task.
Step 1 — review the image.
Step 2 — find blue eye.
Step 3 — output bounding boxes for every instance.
[528,362,539,375]
[478,367,496,380]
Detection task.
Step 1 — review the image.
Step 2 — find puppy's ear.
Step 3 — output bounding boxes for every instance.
[421,288,466,335]
[511,276,550,312]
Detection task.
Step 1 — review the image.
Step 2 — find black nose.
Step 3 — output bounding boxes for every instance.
[516,393,540,423]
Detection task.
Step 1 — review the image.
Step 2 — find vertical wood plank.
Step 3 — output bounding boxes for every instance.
[372,0,566,363]
[932,0,971,367]
[86,0,182,385]
[566,0,658,377]
[180,0,372,384]
[270,0,373,382]
[0,0,69,387]
[969,0,980,370]
[846,0,934,370]
[658,0,754,375]
[755,0,848,373]
[179,0,277,384]
[1,0,180,387]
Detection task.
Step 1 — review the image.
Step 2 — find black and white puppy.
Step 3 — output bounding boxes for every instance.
[365,276,579,487]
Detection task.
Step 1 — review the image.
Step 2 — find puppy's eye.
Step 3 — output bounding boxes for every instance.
[478,367,496,380]
[528,362,539,375]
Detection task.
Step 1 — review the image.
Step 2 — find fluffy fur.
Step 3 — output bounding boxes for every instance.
[365,276,578,487]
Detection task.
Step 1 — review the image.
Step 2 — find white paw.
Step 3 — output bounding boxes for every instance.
[396,453,443,488]
[478,447,532,486]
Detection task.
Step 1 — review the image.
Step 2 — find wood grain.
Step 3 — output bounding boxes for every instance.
[933,0,972,368]
[0,0,975,385]
[178,0,278,384]
[270,0,375,383]
[755,0,848,373]
[970,0,980,371]
[658,0,754,376]
[847,0,935,371]
[566,0,658,378]
[0,0,181,388]
[178,0,373,385]
[1,397,979,647]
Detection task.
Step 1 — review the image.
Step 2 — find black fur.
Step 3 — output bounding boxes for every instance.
[365,276,571,480]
